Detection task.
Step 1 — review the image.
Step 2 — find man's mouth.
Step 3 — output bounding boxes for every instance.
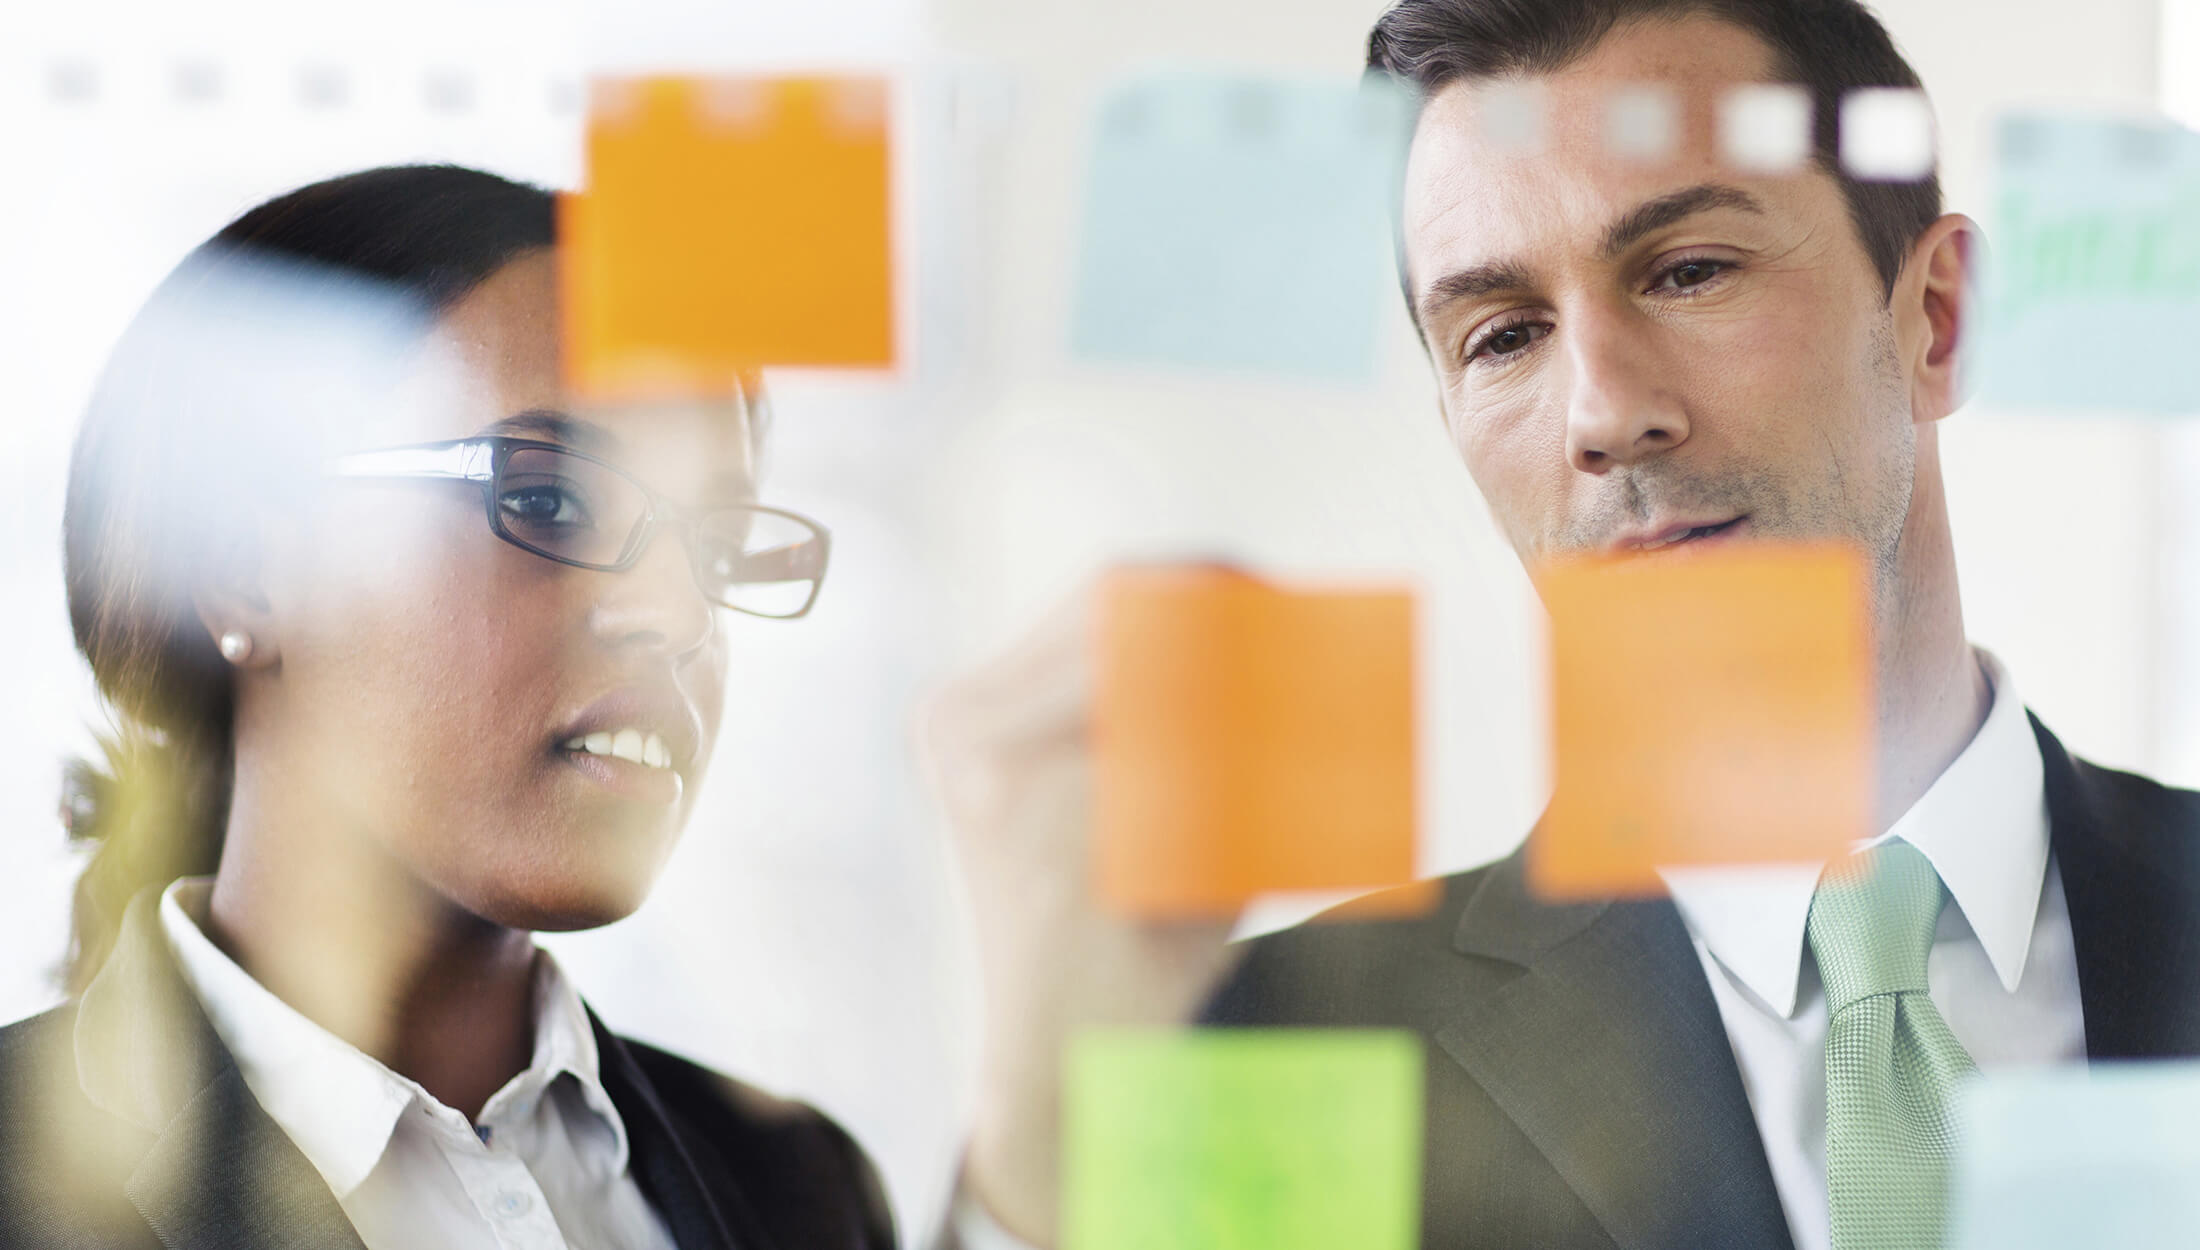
[1616,515,1749,554]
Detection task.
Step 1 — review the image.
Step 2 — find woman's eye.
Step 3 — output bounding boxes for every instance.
[498,482,593,528]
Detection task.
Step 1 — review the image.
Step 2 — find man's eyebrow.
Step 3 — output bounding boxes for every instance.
[1598,183,1766,259]
[1417,260,1539,328]
[483,409,621,457]
[1413,183,1768,331]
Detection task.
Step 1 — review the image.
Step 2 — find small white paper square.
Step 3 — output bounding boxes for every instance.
[1481,81,1547,155]
[1718,83,1813,173]
[1840,87,1936,181]
[1604,85,1680,163]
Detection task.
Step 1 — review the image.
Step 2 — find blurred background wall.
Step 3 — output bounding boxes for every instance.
[2,0,2194,1236]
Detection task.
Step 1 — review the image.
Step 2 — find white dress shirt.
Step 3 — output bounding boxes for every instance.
[1660,648,2087,1250]
[158,876,680,1250]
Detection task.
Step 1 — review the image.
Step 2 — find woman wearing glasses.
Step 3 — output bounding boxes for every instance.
[0,165,889,1249]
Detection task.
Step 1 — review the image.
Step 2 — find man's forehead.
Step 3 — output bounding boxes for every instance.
[1400,15,1801,293]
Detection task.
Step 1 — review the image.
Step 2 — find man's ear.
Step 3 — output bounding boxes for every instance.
[1901,212,1983,426]
[191,530,281,671]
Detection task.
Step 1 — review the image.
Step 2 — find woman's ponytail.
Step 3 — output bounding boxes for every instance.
[58,725,231,995]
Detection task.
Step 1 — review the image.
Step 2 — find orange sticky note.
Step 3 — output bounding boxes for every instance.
[560,75,894,399]
[1094,567,1419,917]
[1532,542,1876,899]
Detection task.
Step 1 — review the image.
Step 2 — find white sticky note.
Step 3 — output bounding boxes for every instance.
[171,59,223,106]
[46,59,99,105]
[296,63,351,111]
[1839,87,1934,181]
[1717,83,1812,173]
[1604,85,1679,163]
[1948,1063,2200,1248]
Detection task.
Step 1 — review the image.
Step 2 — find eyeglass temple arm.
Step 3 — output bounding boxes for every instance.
[731,540,826,582]
[328,441,496,482]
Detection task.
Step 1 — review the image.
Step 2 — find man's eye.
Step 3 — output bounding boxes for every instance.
[1654,259,1733,292]
[499,483,593,528]
[1468,319,1550,364]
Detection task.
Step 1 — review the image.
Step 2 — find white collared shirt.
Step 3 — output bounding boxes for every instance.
[158,877,680,1250]
[1660,648,2087,1250]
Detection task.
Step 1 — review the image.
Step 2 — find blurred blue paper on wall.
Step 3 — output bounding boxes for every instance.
[1973,112,2200,415]
[1947,1063,2200,1248]
[1071,72,1410,384]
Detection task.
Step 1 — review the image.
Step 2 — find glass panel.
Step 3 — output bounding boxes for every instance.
[496,446,651,567]
[697,507,825,617]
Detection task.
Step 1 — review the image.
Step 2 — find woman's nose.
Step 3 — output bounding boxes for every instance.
[587,522,716,660]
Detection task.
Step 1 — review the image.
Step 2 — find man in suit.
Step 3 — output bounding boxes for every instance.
[935,1,2200,1248]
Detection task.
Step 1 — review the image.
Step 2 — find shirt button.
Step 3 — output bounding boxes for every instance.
[494,1191,533,1219]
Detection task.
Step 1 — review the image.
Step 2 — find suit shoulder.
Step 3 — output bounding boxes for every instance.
[618,1036,831,1132]
[2068,753,2200,827]
[0,1004,77,1112]
[1202,867,1503,1027]
[611,1036,896,1247]
[0,1002,74,1053]
[0,1002,152,1250]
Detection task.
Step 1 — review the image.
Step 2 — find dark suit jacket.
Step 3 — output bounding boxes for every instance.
[1202,715,2200,1249]
[0,887,898,1250]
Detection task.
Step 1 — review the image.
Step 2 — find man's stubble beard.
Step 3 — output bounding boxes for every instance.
[1540,312,1917,621]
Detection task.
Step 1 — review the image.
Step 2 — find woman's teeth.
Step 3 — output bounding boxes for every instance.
[562,729,672,769]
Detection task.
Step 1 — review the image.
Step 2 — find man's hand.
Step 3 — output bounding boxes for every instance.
[920,587,1246,1245]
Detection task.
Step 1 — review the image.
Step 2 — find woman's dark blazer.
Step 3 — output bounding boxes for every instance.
[0,886,899,1250]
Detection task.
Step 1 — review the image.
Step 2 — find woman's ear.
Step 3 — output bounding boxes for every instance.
[1901,212,1983,426]
[192,531,281,671]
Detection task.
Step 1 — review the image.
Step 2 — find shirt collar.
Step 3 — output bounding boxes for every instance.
[1659,647,2049,1016]
[494,943,634,1175]
[158,878,633,1194]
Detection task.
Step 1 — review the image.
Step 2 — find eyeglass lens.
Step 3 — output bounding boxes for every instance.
[494,445,824,617]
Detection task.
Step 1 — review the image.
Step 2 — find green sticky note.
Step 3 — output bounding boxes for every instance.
[1064,1030,1423,1250]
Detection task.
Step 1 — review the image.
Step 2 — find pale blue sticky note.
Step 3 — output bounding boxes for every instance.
[1947,1062,2200,1248]
[1974,113,2200,415]
[1071,72,1411,384]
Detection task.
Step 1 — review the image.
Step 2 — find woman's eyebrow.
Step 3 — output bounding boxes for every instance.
[483,409,623,457]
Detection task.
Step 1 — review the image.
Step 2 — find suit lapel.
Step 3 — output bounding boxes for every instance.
[590,1009,768,1250]
[1433,852,1793,1250]
[2034,714,2200,1058]
[73,888,366,1250]
[125,1066,370,1250]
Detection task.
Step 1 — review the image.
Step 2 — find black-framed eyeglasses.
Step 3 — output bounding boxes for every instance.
[329,437,831,619]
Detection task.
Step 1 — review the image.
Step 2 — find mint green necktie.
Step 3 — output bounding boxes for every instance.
[1807,842,1977,1250]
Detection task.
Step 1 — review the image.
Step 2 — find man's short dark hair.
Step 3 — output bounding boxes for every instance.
[1367,0,1943,301]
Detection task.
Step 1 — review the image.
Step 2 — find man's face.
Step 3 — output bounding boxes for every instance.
[1403,16,1921,581]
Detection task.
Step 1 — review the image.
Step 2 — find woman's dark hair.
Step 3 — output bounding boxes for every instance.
[1366,0,1943,304]
[57,164,765,993]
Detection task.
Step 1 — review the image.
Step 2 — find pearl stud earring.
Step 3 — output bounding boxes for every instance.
[218,630,254,663]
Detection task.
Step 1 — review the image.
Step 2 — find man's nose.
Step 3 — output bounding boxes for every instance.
[1562,309,1690,473]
